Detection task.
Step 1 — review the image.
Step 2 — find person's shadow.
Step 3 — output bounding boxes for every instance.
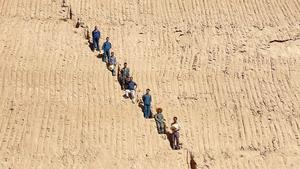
[116,65,125,90]
[96,53,103,59]
[166,131,174,149]
[88,41,94,51]
[138,101,155,118]
[138,101,144,112]
[123,94,129,99]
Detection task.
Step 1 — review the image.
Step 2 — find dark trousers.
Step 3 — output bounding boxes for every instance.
[156,121,165,134]
[111,68,116,76]
[143,105,151,118]
[103,50,110,62]
[172,131,180,149]
[93,38,99,51]
[121,76,127,90]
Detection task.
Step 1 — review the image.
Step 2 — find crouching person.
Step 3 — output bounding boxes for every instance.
[108,52,117,76]
[125,77,137,103]
[154,108,165,134]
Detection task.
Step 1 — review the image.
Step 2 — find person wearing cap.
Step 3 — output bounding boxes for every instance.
[92,26,101,51]
[154,108,165,134]
[108,52,117,76]
[142,89,152,118]
[124,77,137,103]
[170,117,181,150]
[102,37,112,62]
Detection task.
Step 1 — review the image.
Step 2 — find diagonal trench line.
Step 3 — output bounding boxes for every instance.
[269,37,300,44]
[60,1,198,168]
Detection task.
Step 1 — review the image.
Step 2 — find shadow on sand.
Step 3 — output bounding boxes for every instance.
[96,53,103,59]
[88,41,94,51]
[166,131,173,149]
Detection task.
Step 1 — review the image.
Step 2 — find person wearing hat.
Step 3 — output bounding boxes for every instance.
[154,108,165,134]
[142,89,152,118]
[108,52,117,76]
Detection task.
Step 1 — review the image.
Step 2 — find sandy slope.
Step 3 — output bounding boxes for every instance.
[0,0,300,168]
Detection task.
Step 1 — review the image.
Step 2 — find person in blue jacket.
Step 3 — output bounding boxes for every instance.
[142,89,152,118]
[102,37,112,62]
[92,26,101,51]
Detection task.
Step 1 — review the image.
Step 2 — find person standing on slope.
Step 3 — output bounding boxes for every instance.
[154,108,165,134]
[120,62,130,90]
[170,117,181,150]
[142,89,152,118]
[108,52,117,76]
[102,37,112,62]
[92,26,101,51]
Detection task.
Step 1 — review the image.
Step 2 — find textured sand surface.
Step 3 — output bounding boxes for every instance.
[0,0,300,168]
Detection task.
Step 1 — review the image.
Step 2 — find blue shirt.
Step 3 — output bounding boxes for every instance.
[155,113,164,123]
[92,30,100,39]
[126,81,137,90]
[102,41,112,51]
[109,56,117,65]
[142,94,152,105]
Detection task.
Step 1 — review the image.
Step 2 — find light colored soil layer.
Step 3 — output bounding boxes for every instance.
[0,0,300,168]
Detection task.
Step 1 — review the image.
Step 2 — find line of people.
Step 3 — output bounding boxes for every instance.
[91,26,181,150]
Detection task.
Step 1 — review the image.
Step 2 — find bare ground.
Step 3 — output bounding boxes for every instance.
[0,0,300,168]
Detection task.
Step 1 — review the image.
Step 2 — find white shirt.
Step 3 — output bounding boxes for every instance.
[171,122,180,131]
